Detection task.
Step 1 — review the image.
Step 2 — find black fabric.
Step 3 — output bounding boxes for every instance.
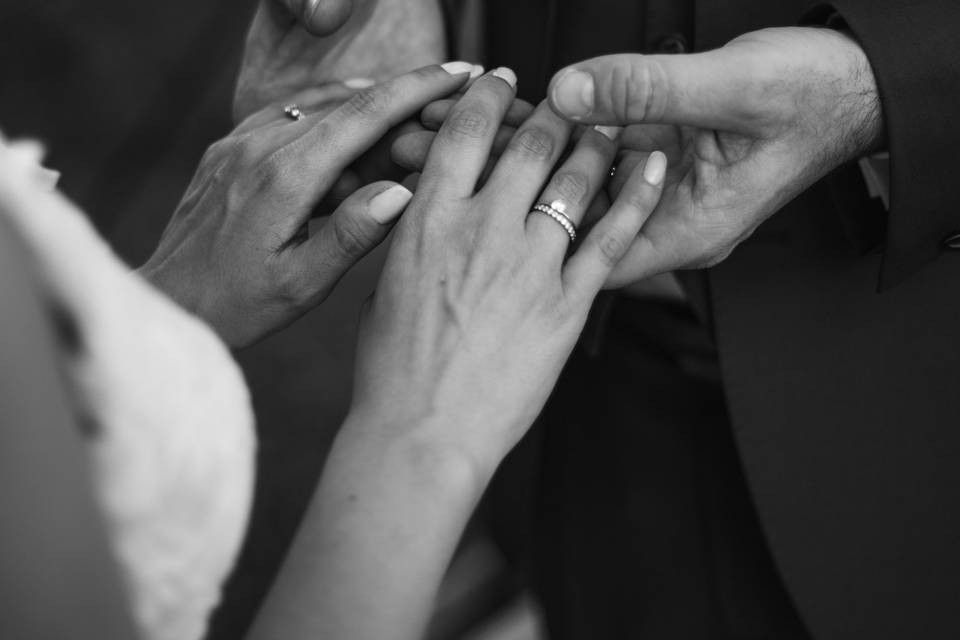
[487,0,960,638]
[530,298,810,639]
[806,1,960,287]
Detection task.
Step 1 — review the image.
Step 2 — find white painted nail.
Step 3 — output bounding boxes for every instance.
[441,61,475,76]
[469,64,485,80]
[643,151,668,185]
[593,125,623,141]
[369,184,413,224]
[491,67,518,88]
[344,77,376,89]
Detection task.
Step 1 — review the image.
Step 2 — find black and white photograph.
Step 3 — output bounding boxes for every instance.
[1,1,958,638]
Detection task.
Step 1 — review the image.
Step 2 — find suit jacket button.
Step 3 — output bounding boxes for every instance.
[655,34,688,54]
[943,232,960,250]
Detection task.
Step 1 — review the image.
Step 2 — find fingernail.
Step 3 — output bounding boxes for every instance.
[344,77,376,89]
[643,151,667,185]
[369,184,413,224]
[441,61,475,76]
[552,69,594,120]
[469,65,485,80]
[491,67,518,89]
[593,125,622,141]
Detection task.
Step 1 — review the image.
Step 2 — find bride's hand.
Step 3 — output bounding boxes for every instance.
[352,68,668,475]
[140,65,471,349]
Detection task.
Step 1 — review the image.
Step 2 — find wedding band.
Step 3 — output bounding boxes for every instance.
[283,104,305,122]
[531,199,577,243]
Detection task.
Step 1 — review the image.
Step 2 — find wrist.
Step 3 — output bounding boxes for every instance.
[832,29,886,157]
[339,407,497,500]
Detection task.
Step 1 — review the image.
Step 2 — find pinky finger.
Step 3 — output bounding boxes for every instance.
[563,151,667,300]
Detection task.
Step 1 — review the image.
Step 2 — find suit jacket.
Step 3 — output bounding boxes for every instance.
[484,1,960,637]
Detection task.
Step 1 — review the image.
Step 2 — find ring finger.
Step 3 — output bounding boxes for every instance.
[525,125,621,268]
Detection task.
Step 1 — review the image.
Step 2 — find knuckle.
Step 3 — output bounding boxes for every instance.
[233,135,266,165]
[508,125,556,160]
[626,183,657,212]
[551,170,590,204]
[332,214,373,258]
[597,225,631,267]
[607,59,667,122]
[344,85,392,117]
[443,107,493,140]
[410,65,437,82]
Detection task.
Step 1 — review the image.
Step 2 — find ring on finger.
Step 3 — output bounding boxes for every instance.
[283,104,306,122]
[530,199,577,243]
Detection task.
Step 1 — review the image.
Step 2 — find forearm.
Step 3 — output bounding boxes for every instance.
[246,412,488,640]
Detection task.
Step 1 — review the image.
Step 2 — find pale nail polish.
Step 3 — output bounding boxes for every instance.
[469,65,485,80]
[553,69,594,119]
[344,77,376,89]
[643,151,667,185]
[441,61,475,76]
[492,67,518,88]
[369,184,413,224]
[594,125,623,141]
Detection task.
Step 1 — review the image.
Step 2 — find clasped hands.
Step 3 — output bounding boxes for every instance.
[142,8,883,471]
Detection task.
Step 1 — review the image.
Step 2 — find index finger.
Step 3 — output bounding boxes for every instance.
[273,63,473,207]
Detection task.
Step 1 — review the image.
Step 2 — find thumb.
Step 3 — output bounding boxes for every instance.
[296,182,412,301]
[547,52,748,130]
[273,0,354,36]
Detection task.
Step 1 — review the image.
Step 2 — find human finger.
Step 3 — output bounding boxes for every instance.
[390,124,517,173]
[480,100,575,218]
[417,67,518,197]
[254,63,472,237]
[525,125,621,267]
[294,181,412,303]
[563,151,667,299]
[269,0,355,36]
[421,96,534,131]
[232,84,357,136]
[547,52,751,130]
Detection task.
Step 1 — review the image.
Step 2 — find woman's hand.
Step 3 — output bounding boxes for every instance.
[140,64,472,349]
[356,69,667,477]
[248,67,667,640]
[235,0,446,121]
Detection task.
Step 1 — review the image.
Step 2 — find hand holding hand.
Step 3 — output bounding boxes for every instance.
[141,65,471,348]
[547,27,884,286]
[235,0,446,121]
[352,69,667,474]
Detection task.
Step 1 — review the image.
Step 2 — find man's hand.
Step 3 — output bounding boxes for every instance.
[547,27,885,287]
[235,0,446,122]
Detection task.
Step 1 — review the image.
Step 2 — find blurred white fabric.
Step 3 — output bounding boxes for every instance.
[0,134,255,640]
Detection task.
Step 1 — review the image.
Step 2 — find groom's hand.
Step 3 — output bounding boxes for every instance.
[235,0,445,122]
[547,27,885,287]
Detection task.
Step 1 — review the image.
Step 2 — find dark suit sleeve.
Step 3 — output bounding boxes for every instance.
[805,1,960,288]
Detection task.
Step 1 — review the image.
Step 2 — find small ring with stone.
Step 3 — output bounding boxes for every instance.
[283,104,305,122]
[530,199,577,243]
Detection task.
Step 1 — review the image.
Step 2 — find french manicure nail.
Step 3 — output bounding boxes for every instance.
[370,184,413,224]
[344,77,376,89]
[492,67,518,89]
[441,61,475,76]
[594,125,623,141]
[643,151,667,185]
[553,69,594,119]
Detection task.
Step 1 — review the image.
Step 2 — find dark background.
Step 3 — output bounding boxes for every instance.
[0,1,406,637]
